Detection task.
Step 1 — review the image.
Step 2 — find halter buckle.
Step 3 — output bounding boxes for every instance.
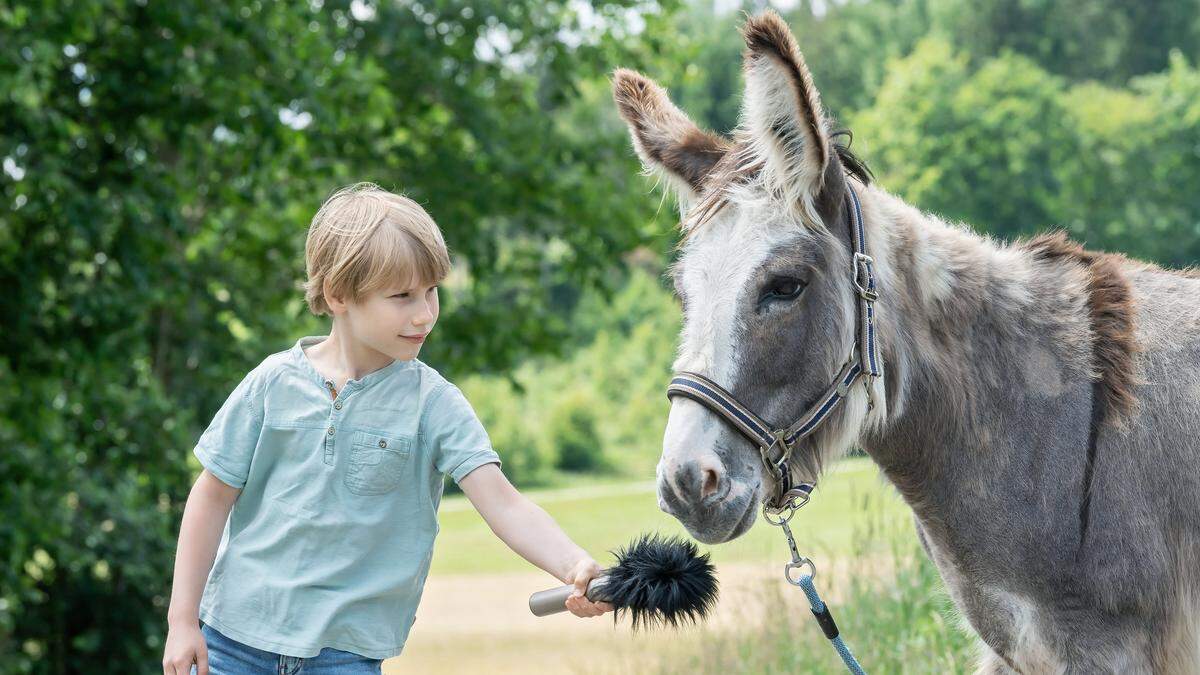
[759,429,790,468]
[853,252,879,301]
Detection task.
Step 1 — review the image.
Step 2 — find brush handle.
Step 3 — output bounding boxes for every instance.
[528,576,608,616]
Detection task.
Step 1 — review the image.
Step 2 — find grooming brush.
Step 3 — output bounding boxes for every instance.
[528,533,719,629]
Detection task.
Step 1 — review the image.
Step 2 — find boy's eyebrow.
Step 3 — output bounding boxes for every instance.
[390,281,438,293]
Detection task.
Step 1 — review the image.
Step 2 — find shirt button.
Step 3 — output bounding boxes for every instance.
[378,439,387,448]
[334,401,343,410]
[327,426,335,436]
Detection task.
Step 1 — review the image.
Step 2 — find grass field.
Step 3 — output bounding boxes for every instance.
[429,458,905,575]
[385,457,976,674]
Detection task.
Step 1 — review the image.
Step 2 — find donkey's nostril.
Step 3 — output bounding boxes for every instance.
[700,467,720,500]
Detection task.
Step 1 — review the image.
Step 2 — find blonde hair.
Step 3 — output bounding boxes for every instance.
[303,182,451,316]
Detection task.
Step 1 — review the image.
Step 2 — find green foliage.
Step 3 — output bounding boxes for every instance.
[1059,52,1200,266]
[927,0,1200,84]
[545,390,605,472]
[853,38,1200,260]
[854,38,1080,239]
[458,264,679,488]
[455,375,548,487]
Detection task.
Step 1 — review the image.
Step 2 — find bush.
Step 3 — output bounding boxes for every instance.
[452,375,553,492]
[546,391,606,473]
[461,265,680,486]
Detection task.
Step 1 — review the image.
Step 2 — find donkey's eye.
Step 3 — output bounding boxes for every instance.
[759,277,805,306]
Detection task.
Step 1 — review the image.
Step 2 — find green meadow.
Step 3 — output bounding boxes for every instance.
[431,458,901,575]
[410,457,977,674]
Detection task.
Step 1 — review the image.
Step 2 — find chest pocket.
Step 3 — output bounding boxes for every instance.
[346,430,411,496]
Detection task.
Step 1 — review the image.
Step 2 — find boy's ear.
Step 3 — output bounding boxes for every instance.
[323,280,347,315]
[611,68,730,208]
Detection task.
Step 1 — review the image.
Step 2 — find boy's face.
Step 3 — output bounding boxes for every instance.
[341,277,439,362]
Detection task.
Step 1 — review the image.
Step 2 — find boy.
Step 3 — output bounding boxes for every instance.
[162,183,612,675]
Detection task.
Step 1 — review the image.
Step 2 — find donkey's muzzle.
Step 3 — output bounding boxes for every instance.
[658,457,730,516]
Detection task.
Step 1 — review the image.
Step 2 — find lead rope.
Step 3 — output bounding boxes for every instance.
[765,498,867,675]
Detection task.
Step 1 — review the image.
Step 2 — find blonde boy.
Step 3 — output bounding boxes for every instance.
[162,183,611,675]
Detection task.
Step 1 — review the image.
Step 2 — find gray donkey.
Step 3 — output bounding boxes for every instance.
[611,11,1200,674]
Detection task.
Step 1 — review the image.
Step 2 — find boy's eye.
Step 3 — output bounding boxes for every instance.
[390,285,437,299]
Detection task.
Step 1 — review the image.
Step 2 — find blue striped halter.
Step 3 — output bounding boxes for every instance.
[666,185,881,512]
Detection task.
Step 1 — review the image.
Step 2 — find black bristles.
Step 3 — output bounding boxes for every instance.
[598,533,719,630]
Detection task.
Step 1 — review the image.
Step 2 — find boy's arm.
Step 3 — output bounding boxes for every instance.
[166,469,241,627]
[458,463,612,617]
[163,468,240,672]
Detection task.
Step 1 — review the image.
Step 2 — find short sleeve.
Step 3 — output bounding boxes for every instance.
[425,383,501,484]
[193,368,265,489]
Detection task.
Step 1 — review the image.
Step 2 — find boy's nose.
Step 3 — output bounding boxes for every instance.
[413,306,434,326]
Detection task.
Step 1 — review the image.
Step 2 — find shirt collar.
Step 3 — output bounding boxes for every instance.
[291,335,416,392]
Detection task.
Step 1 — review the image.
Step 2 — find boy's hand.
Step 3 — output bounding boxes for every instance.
[564,557,615,618]
[162,622,208,675]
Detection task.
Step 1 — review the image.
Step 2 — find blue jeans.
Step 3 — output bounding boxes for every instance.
[191,621,384,675]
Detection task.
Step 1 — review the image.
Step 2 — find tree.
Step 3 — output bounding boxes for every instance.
[853,38,1079,239]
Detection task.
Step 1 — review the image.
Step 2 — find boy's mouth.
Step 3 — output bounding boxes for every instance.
[400,333,428,344]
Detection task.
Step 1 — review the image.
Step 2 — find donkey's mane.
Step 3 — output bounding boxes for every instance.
[680,128,872,243]
[1018,231,1139,427]
[830,130,874,186]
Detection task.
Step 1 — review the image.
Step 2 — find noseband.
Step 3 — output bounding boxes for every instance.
[666,185,881,512]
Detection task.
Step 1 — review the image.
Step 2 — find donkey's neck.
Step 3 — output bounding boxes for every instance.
[856,187,1096,543]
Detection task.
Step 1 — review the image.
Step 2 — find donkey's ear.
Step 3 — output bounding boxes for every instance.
[740,11,831,224]
[612,68,731,206]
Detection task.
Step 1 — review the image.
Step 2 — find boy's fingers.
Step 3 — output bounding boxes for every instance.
[566,591,616,617]
[568,597,609,617]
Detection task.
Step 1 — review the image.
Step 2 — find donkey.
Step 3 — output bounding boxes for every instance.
[612,11,1200,674]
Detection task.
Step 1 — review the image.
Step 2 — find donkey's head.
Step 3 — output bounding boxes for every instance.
[613,12,885,544]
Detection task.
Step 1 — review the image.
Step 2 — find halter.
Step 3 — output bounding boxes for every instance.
[666,184,881,512]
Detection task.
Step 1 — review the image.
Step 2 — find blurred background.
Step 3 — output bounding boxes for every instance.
[4,0,1200,672]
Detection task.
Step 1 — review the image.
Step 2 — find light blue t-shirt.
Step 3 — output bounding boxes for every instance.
[194,335,500,659]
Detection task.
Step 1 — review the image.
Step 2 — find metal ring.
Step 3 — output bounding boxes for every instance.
[779,487,812,510]
[784,558,817,585]
[762,504,796,526]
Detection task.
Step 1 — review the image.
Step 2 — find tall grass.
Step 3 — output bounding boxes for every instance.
[656,494,977,674]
